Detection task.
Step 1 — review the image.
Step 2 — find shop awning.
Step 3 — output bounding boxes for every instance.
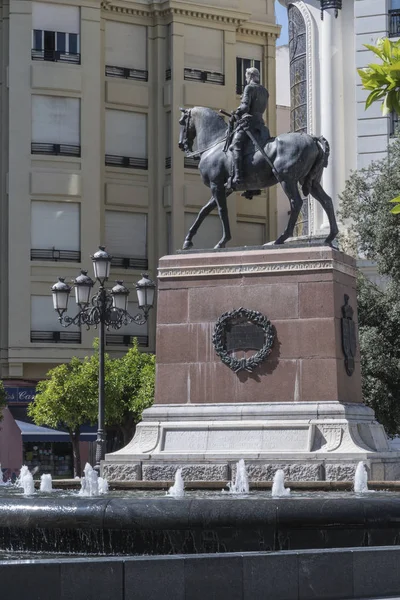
[15,420,70,442]
[14,421,97,442]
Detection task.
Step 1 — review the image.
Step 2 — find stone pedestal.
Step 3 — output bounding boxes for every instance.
[104,246,400,481]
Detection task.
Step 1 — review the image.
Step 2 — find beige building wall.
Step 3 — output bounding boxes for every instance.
[0,0,279,384]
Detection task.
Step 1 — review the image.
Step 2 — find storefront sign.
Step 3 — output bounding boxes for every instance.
[5,387,37,404]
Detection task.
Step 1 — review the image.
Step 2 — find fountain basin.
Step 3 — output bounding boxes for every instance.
[2,495,400,555]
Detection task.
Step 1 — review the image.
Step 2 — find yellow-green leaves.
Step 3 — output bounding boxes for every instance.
[390,196,400,214]
[358,38,400,116]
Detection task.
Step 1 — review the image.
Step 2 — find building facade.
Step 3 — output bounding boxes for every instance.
[0,0,280,393]
[276,0,397,238]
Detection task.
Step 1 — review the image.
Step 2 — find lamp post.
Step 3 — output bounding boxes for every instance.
[51,246,156,473]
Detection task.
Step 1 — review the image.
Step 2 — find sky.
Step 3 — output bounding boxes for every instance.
[275,1,289,46]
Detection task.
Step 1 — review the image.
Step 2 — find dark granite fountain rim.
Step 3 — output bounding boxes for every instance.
[1,496,400,531]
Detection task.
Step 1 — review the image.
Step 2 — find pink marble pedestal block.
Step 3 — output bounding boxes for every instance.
[104,246,400,482]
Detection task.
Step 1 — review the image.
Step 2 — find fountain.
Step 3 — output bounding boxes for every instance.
[166,468,185,497]
[0,464,4,485]
[227,460,249,494]
[16,465,35,496]
[354,461,369,494]
[40,473,53,493]
[271,469,291,498]
[79,463,108,497]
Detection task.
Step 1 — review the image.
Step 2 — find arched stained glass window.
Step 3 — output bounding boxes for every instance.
[288,3,309,236]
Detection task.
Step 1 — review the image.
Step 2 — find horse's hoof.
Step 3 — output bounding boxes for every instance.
[182,240,193,250]
[214,242,226,249]
[273,235,286,245]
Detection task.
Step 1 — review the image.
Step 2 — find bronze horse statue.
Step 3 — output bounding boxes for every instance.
[178,107,339,249]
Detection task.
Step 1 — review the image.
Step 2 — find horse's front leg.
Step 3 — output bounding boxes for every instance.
[182,197,217,250]
[213,184,232,249]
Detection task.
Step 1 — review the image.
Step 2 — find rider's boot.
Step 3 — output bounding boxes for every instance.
[232,149,244,187]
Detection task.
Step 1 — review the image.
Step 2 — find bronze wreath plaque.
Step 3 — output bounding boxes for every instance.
[212,307,275,373]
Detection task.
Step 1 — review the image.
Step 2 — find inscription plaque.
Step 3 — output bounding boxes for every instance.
[226,323,265,352]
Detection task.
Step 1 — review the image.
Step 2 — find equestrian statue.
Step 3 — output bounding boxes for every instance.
[178,66,339,250]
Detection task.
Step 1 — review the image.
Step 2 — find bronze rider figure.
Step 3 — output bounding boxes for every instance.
[226,66,270,191]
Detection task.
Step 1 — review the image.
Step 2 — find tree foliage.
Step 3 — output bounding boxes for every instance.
[27,340,155,474]
[28,357,97,476]
[358,37,400,212]
[340,139,400,434]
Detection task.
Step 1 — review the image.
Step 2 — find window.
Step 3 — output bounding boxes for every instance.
[184,25,224,85]
[105,211,147,270]
[32,2,80,64]
[106,305,148,347]
[105,22,147,81]
[236,43,262,95]
[165,112,171,169]
[105,110,147,169]
[31,295,80,344]
[390,0,400,37]
[31,201,80,262]
[31,96,80,156]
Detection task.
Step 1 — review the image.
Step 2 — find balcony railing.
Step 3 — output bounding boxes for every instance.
[106,334,148,347]
[31,49,81,64]
[31,248,81,262]
[105,155,148,170]
[105,65,148,82]
[184,156,200,169]
[111,256,148,270]
[31,330,81,344]
[31,143,81,157]
[165,157,171,169]
[390,9,400,37]
[184,68,224,85]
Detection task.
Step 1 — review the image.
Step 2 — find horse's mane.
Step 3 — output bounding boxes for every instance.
[191,107,227,134]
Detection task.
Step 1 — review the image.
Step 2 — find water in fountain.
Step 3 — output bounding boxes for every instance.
[98,477,109,495]
[0,463,4,485]
[166,468,185,497]
[228,459,249,494]
[79,463,108,496]
[16,465,35,496]
[40,473,53,493]
[271,469,291,497]
[354,461,369,494]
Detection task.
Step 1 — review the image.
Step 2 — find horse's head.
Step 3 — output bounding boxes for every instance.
[178,108,195,153]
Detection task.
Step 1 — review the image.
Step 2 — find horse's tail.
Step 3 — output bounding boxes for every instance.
[302,136,330,197]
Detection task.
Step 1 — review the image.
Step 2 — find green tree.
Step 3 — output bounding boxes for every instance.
[0,380,6,422]
[28,357,97,476]
[340,139,400,434]
[358,37,400,212]
[107,340,155,445]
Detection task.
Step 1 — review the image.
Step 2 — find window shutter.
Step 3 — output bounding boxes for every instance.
[105,110,147,158]
[32,96,80,145]
[105,22,146,70]
[32,2,80,34]
[105,211,147,258]
[236,42,263,61]
[235,222,265,247]
[31,201,80,251]
[31,295,78,332]
[184,25,223,72]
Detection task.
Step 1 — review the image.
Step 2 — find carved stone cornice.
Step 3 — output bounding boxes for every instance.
[238,20,281,40]
[102,0,260,29]
[158,258,357,279]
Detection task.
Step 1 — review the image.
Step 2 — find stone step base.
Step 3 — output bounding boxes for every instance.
[103,402,400,482]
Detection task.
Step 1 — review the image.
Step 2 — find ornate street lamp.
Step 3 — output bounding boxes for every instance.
[51,247,156,472]
[319,0,342,19]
